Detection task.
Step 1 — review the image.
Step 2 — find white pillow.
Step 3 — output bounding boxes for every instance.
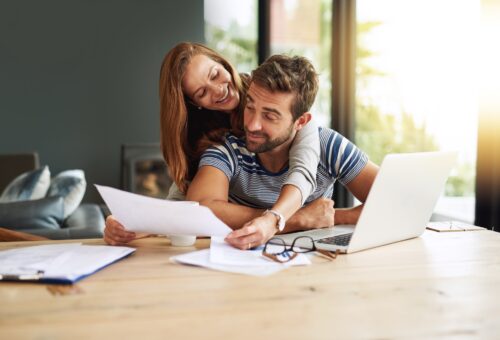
[46,169,86,219]
[0,165,51,203]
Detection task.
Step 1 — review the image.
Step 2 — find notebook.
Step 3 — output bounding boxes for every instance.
[275,151,457,254]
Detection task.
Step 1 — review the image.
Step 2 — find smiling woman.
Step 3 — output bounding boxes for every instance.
[181,54,240,113]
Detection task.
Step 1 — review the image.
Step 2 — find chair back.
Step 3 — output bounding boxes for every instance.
[0,153,40,192]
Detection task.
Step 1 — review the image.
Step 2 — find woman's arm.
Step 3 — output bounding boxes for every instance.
[225,120,321,249]
[257,119,320,223]
[284,119,320,204]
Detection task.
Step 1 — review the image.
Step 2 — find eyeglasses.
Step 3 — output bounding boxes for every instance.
[262,236,339,263]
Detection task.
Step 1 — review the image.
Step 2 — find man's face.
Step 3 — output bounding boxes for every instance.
[243,82,297,153]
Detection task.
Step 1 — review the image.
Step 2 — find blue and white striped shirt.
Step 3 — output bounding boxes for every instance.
[199,127,368,209]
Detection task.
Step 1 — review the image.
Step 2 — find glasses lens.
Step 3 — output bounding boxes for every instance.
[264,238,286,255]
[292,236,315,253]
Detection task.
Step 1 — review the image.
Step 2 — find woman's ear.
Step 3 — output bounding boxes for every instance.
[295,112,312,130]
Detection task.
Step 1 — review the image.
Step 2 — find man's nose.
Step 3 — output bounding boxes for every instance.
[246,113,262,131]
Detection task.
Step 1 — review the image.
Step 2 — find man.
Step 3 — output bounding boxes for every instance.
[186,55,379,250]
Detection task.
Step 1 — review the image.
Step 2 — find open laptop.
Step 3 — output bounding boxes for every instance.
[274,151,457,254]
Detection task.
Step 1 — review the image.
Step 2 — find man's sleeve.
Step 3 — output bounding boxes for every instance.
[327,131,369,185]
[198,141,236,181]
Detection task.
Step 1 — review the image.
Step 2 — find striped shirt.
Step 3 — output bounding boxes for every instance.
[199,127,368,209]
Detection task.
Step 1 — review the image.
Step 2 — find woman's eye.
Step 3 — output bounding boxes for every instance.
[198,90,206,98]
[211,71,219,80]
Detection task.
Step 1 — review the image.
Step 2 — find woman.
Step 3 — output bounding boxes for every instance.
[104,42,320,246]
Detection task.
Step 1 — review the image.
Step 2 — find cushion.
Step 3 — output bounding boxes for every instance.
[0,196,64,230]
[0,165,50,203]
[47,169,86,219]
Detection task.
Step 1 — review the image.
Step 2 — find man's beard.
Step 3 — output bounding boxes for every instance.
[244,123,295,153]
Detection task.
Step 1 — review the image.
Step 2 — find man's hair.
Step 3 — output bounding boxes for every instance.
[250,54,319,121]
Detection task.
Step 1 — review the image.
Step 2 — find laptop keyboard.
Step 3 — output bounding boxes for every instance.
[317,233,353,246]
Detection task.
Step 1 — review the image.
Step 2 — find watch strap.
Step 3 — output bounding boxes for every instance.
[263,209,285,232]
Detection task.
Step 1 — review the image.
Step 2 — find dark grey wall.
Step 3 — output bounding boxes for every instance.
[0,0,204,202]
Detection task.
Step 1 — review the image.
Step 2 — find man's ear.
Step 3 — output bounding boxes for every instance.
[294,112,312,131]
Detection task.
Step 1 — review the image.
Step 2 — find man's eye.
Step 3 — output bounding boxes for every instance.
[265,113,278,120]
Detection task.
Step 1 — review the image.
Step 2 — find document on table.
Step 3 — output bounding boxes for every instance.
[0,243,135,283]
[209,237,310,267]
[95,185,232,237]
[170,237,311,276]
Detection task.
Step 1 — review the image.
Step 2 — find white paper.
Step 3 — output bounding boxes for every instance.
[170,238,311,276]
[0,243,135,282]
[209,237,311,267]
[170,249,286,276]
[95,185,232,237]
[0,243,82,275]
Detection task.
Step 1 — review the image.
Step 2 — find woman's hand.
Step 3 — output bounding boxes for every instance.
[289,197,335,230]
[224,214,279,250]
[104,215,149,245]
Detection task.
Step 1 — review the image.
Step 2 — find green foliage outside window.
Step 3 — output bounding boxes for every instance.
[204,5,473,197]
[356,22,473,196]
[205,22,257,73]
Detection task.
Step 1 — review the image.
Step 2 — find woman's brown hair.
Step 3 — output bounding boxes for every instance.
[159,42,245,193]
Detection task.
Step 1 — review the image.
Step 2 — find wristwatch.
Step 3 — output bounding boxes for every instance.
[263,209,285,232]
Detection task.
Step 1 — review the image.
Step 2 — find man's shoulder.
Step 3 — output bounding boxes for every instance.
[224,133,246,147]
[318,126,343,147]
[206,133,249,158]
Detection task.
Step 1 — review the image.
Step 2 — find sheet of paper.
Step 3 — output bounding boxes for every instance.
[209,237,311,267]
[0,243,82,275]
[170,249,286,276]
[42,245,136,280]
[95,185,232,237]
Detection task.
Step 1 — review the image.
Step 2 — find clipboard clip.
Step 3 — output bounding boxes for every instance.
[0,270,44,281]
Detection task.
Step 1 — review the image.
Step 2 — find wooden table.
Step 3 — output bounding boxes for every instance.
[1,230,500,339]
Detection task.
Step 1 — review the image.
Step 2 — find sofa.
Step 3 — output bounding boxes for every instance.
[0,153,105,239]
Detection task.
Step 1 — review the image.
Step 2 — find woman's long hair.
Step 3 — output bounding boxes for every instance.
[159,42,245,193]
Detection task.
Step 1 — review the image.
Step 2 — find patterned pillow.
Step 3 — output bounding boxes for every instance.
[47,170,86,219]
[0,165,51,203]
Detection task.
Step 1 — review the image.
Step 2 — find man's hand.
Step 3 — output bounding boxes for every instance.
[104,215,151,245]
[288,197,335,231]
[224,214,279,250]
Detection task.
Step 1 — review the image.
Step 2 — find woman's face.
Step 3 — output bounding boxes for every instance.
[182,54,240,112]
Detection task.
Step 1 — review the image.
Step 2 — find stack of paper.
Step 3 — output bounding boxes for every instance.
[171,237,311,276]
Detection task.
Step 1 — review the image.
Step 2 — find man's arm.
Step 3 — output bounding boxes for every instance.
[334,160,379,225]
[186,166,263,229]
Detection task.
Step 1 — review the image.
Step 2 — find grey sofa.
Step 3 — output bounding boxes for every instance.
[17,203,106,240]
[0,153,105,239]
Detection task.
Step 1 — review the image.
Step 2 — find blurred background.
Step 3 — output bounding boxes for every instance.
[1,0,499,229]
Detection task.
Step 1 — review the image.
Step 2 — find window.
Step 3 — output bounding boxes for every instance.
[269,0,332,127]
[356,0,479,222]
[205,0,258,73]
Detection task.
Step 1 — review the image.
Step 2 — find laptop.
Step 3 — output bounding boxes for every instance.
[274,151,458,254]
